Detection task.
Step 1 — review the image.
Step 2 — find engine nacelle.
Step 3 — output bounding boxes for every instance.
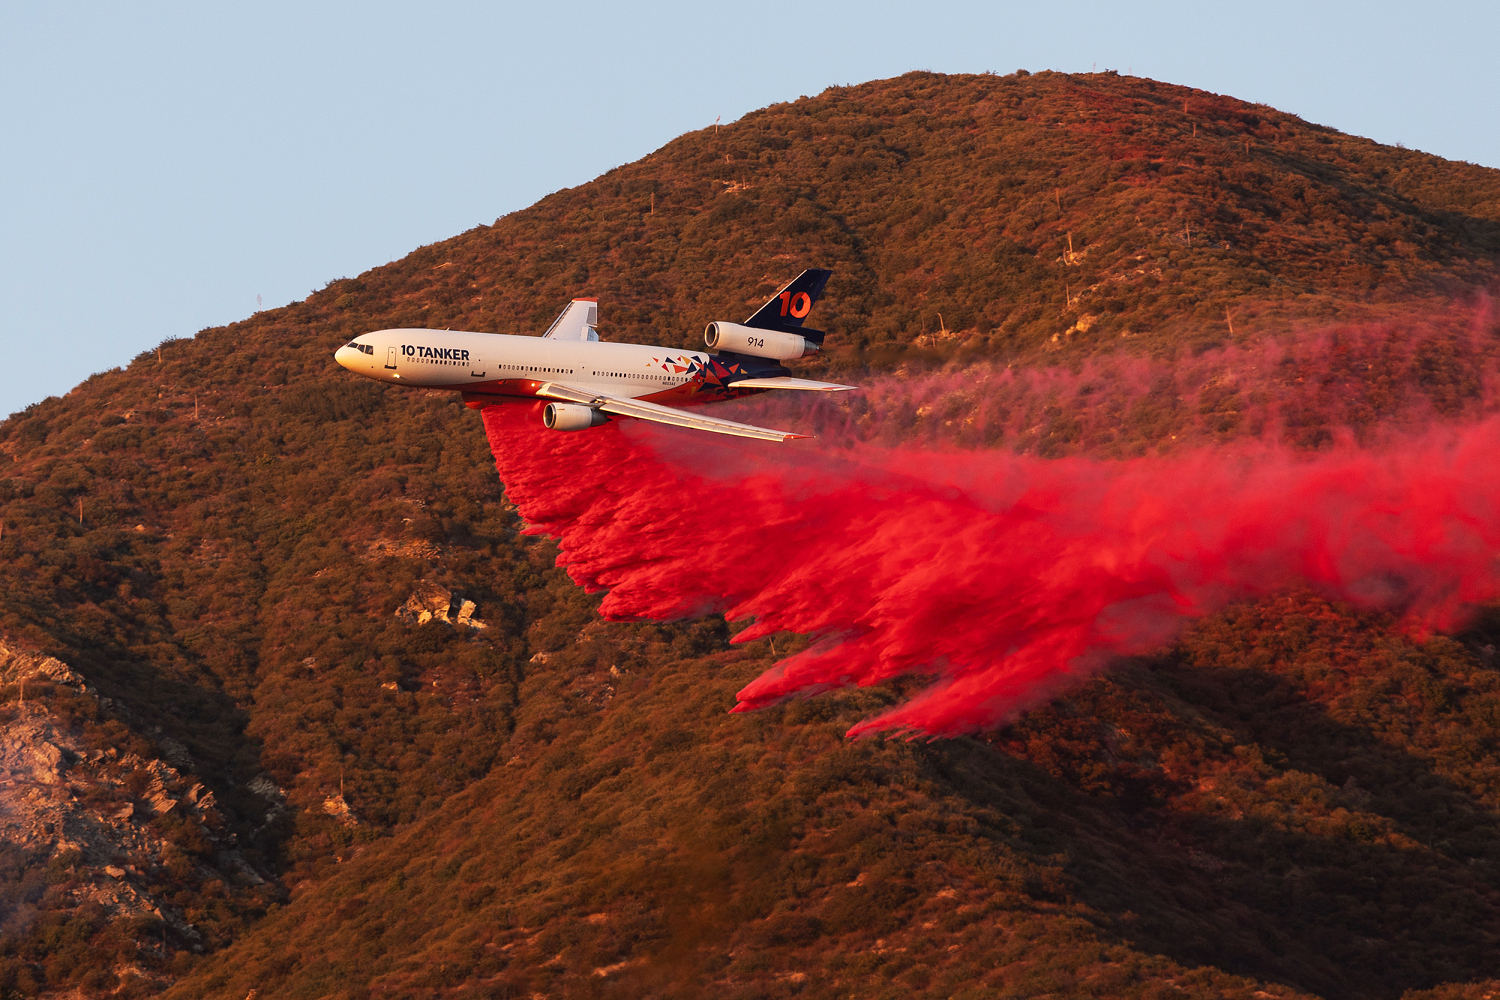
[542,402,607,431]
[704,321,819,360]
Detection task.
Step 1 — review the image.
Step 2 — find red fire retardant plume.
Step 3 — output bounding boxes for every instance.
[482,403,1500,737]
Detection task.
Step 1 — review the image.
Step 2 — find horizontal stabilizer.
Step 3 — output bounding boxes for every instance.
[729,376,857,392]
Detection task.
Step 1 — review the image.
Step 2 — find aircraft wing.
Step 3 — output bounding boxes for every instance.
[727,375,857,392]
[538,383,809,442]
[541,299,600,341]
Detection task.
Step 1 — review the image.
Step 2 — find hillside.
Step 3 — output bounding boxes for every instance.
[1,70,1500,998]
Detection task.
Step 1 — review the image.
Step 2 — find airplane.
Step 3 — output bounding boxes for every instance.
[333,268,855,442]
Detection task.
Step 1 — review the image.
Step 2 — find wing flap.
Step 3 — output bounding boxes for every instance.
[538,383,807,442]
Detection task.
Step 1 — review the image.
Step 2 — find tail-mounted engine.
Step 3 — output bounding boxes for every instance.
[705,321,820,361]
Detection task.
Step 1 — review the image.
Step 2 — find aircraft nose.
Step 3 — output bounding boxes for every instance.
[334,344,356,370]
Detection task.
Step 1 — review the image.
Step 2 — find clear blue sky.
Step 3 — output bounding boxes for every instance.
[3,1,1496,419]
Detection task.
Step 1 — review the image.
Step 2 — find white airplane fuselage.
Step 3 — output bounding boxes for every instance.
[334,328,761,409]
[334,269,852,441]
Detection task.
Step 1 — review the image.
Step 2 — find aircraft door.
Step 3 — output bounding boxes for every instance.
[385,346,397,370]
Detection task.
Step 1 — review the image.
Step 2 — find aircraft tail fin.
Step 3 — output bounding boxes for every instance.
[743,268,832,345]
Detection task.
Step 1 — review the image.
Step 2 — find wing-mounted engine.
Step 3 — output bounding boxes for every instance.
[705,321,819,360]
[543,402,608,431]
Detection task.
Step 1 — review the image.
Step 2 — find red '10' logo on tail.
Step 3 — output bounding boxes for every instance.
[779,290,813,319]
[744,267,831,337]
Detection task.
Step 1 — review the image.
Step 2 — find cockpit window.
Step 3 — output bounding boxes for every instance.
[344,340,374,355]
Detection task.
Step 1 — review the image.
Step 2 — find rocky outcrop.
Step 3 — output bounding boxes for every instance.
[0,639,88,692]
[395,582,487,630]
[0,638,268,948]
[320,792,359,828]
